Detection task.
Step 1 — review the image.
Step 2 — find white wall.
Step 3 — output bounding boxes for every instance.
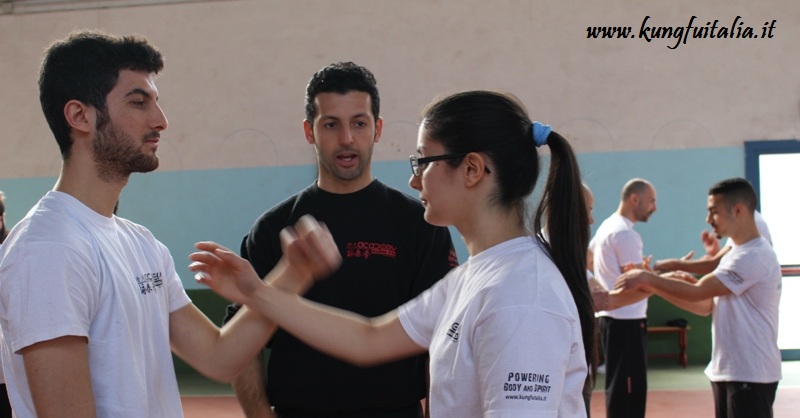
[1,0,799,179]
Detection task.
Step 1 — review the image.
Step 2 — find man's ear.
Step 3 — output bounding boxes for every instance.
[303,119,315,145]
[463,152,489,187]
[731,202,744,218]
[63,100,94,135]
[373,117,383,144]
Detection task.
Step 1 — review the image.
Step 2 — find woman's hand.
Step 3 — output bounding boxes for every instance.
[189,215,342,304]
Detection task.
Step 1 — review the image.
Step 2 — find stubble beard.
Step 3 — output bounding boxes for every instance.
[319,144,373,183]
[636,206,652,223]
[93,118,159,183]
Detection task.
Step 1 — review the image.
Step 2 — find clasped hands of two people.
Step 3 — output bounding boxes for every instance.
[613,255,699,299]
[617,229,718,295]
[188,215,342,306]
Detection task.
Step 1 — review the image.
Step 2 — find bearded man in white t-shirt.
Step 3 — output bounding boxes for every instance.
[0,30,339,418]
[589,178,657,418]
[615,178,781,418]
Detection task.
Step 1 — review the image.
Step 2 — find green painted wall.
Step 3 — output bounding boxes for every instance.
[647,296,711,366]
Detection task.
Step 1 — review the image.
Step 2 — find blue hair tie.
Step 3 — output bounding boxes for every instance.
[532,121,551,147]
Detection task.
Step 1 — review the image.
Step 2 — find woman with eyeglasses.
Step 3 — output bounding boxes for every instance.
[191,90,595,418]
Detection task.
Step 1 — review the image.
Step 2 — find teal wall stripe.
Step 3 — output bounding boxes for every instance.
[1,146,744,364]
[1,146,744,290]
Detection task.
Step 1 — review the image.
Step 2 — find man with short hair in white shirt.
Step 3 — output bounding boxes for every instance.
[0,30,339,418]
[589,178,657,418]
[616,178,781,418]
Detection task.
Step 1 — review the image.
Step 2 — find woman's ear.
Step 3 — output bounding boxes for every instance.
[463,152,489,187]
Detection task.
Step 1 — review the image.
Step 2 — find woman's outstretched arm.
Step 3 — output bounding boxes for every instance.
[189,216,426,367]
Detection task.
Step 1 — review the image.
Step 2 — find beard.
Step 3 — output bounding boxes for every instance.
[93,118,159,183]
[635,206,654,223]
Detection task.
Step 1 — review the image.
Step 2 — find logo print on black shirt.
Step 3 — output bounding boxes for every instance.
[345,242,397,260]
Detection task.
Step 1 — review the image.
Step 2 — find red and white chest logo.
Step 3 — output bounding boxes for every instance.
[345,241,397,259]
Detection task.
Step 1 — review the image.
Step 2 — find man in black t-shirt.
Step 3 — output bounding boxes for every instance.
[224,62,457,418]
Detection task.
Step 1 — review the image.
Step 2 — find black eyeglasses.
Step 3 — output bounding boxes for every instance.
[409,153,491,177]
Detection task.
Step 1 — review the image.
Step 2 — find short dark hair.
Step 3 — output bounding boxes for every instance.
[38,30,164,159]
[708,177,757,212]
[304,62,380,122]
[621,178,653,200]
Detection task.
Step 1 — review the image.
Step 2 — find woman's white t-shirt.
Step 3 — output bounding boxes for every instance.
[398,236,587,418]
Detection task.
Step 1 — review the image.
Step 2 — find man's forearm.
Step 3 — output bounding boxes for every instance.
[655,246,730,275]
[643,272,714,316]
[654,257,716,275]
[655,291,713,317]
[607,288,651,310]
[175,259,313,383]
[232,354,275,418]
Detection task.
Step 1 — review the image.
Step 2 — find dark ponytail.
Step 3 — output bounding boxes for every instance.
[0,192,6,244]
[534,131,597,377]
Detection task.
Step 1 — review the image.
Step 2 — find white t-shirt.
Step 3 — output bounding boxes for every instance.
[724,210,772,248]
[398,236,587,418]
[0,191,191,417]
[589,213,647,319]
[0,334,5,385]
[706,236,782,383]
